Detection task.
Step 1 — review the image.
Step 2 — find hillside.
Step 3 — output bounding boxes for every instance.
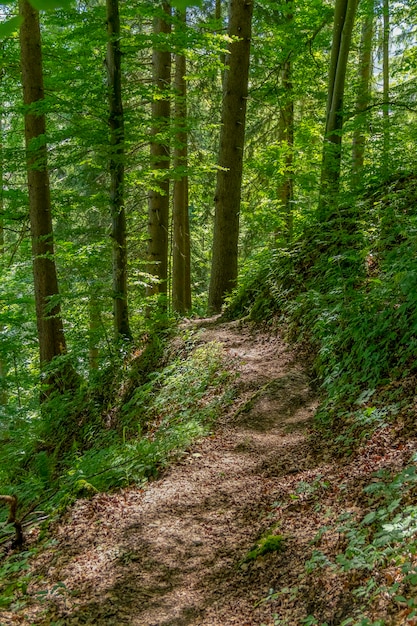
[1,319,416,625]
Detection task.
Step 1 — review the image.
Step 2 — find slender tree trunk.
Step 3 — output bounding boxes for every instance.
[208,0,254,314]
[0,114,6,406]
[172,11,191,314]
[277,0,294,242]
[352,4,374,182]
[147,3,171,302]
[318,0,358,217]
[382,0,389,171]
[106,0,131,340]
[88,296,100,371]
[19,0,67,368]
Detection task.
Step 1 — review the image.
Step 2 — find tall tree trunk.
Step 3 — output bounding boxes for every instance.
[277,0,294,242]
[88,296,100,371]
[172,10,191,314]
[106,0,131,340]
[208,0,254,314]
[19,0,67,368]
[352,3,374,183]
[318,0,358,218]
[0,114,6,406]
[382,0,389,172]
[147,3,171,302]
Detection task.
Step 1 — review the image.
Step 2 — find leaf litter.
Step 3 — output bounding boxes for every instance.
[2,319,417,625]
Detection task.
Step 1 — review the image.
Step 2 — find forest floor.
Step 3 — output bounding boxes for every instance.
[1,319,415,625]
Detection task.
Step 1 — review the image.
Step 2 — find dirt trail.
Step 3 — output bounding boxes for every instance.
[3,320,320,626]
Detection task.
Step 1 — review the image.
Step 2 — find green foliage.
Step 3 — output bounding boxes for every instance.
[0,328,232,525]
[226,175,417,454]
[0,551,31,610]
[302,462,417,625]
[171,0,202,9]
[243,532,285,563]
[71,339,232,491]
[0,16,22,37]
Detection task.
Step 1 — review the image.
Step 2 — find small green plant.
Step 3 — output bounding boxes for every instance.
[0,551,31,609]
[243,532,285,563]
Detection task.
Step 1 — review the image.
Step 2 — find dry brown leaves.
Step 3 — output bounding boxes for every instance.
[1,320,417,626]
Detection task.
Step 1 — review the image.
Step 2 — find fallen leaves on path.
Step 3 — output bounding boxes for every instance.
[2,320,417,625]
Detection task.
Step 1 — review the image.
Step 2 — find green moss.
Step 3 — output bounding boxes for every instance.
[72,479,98,498]
[244,533,285,562]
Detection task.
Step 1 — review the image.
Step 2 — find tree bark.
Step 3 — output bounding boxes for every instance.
[106,0,131,340]
[172,11,191,314]
[88,296,100,371]
[318,0,358,217]
[0,114,6,406]
[382,0,389,171]
[208,0,254,314]
[277,0,294,242]
[19,0,67,368]
[352,4,374,182]
[147,3,171,302]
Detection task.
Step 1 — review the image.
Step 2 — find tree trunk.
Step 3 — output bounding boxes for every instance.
[147,3,171,302]
[318,0,358,217]
[208,0,254,314]
[277,0,294,242]
[88,296,100,371]
[352,4,374,183]
[106,0,132,340]
[382,0,389,172]
[19,0,67,368]
[0,114,6,406]
[172,11,191,314]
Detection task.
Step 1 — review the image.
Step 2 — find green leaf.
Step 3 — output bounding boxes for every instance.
[29,0,72,10]
[362,511,377,525]
[407,574,417,585]
[171,0,202,10]
[0,15,22,37]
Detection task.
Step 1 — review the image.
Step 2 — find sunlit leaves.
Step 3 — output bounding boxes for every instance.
[0,0,72,39]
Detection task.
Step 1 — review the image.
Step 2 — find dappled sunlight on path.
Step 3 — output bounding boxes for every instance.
[1,320,321,626]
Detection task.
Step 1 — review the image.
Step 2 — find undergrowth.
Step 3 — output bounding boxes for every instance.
[227,173,417,625]
[227,174,417,452]
[0,323,234,609]
[302,463,417,625]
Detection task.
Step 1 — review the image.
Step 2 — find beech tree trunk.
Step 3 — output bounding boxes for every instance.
[318,0,358,217]
[106,0,131,340]
[352,4,374,182]
[147,3,171,301]
[172,11,191,314]
[19,0,67,367]
[208,0,254,314]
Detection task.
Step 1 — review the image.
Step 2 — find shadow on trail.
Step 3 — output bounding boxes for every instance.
[14,322,324,626]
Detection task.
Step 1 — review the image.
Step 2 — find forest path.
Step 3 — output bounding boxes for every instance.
[6,320,321,625]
